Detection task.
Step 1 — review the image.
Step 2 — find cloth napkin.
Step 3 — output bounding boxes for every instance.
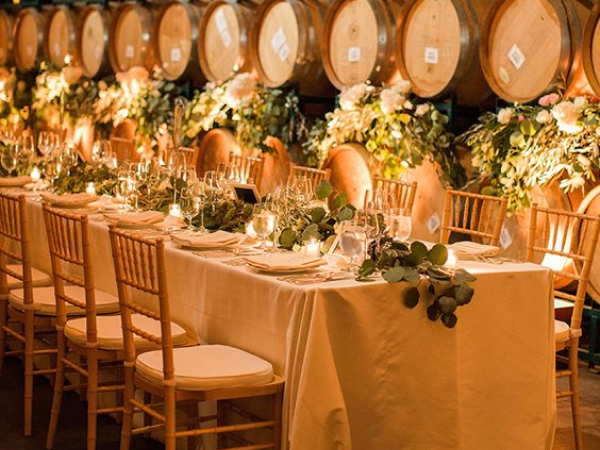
[171,230,241,248]
[104,211,165,227]
[0,176,32,187]
[244,253,326,271]
[449,241,500,258]
[41,192,99,205]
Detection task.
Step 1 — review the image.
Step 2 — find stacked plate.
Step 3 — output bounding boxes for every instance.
[104,211,165,229]
[41,192,99,208]
[244,253,327,274]
[449,241,500,259]
[170,230,245,250]
[0,175,32,188]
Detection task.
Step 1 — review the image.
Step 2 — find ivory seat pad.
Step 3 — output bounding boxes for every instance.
[136,345,274,391]
[8,286,120,316]
[65,314,188,350]
[6,264,52,288]
[555,320,570,344]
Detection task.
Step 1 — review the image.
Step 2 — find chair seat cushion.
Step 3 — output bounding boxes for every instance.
[8,286,120,316]
[555,320,570,344]
[136,345,274,391]
[6,264,52,288]
[65,314,189,351]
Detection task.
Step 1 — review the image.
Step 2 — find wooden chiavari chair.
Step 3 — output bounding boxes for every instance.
[371,177,418,214]
[42,205,189,450]
[526,205,600,450]
[289,165,331,191]
[109,227,284,450]
[229,152,264,186]
[110,136,138,164]
[177,147,200,169]
[0,192,55,436]
[440,190,508,246]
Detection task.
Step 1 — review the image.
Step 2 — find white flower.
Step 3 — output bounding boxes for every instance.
[339,83,368,110]
[392,80,411,94]
[61,66,83,85]
[379,88,404,114]
[225,73,257,107]
[497,108,513,124]
[403,100,413,110]
[573,97,588,109]
[535,110,552,124]
[415,104,430,116]
[551,101,583,133]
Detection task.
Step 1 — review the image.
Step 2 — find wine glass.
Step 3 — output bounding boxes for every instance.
[339,218,367,272]
[17,135,35,167]
[388,208,412,242]
[1,146,17,177]
[92,140,112,166]
[288,176,312,207]
[180,191,201,232]
[38,131,54,158]
[45,157,62,190]
[252,203,277,250]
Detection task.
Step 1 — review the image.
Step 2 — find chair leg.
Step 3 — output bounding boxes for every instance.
[0,298,8,373]
[569,341,583,450]
[23,312,34,436]
[143,391,152,438]
[119,363,135,450]
[217,400,227,449]
[46,331,67,449]
[273,391,283,450]
[164,386,177,450]
[589,312,598,370]
[87,352,99,450]
[186,402,198,450]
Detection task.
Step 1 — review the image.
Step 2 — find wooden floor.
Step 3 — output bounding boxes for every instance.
[0,356,599,449]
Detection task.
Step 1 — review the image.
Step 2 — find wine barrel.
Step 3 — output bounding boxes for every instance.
[396,0,492,105]
[480,0,593,103]
[258,136,291,196]
[152,0,202,81]
[575,185,600,303]
[77,5,111,78]
[198,0,254,82]
[250,0,333,97]
[0,11,13,67]
[322,0,404,89]
[14,8,45,72]
[582,2,600,95]
[198,128,241,175]
[109,3,154,73]
[44,6,77,67]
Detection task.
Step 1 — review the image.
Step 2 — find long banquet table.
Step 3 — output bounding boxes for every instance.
[21,196,556,450]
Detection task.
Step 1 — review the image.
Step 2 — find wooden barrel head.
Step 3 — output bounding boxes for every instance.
[481,0,569,103]
[199,1,246,81]
[78,7,109,78]
[46,8,75,66]
[0,11,13,66]
[198,128,240,175]
[582,2,600,95]
[576,185,600,304]
[254,0,300,87]
[14,9,44,72]
[154,1,197,80]
[326,143,373,209]
[110,4,152,72]
[258,137,290,196]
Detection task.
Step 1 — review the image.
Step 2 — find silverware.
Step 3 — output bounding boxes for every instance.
[222,258,248,266]
[278,272,354,285]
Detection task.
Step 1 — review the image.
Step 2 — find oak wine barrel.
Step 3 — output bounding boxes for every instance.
[480,0,593,103]
[582,1,600,95]
[198,0,254,82]
[152,0,202,81]
[396,0,492,105]
[109,3,154,73]
[77,5,111,78]
[198,128,241,175]
[250,0,333,97]
[258,136,291,196]
[322,0,405,89]
[44,6,77,67]
[14,8,45,72]
[0,10,13,67]
[575,185,600,304]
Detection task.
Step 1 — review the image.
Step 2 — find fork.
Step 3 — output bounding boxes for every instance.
[222,258,248,266]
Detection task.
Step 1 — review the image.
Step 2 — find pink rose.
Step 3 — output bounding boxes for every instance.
[538,93,560,107]
[518,115,525,122]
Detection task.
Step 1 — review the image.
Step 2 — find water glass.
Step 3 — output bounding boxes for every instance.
[252,203,277,250]
[1,146,17,176]
[388,209,412,242]
[339,218,367,271]
[180,192,201,232]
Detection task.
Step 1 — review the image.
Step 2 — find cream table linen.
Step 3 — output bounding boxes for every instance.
[22,198,556,450]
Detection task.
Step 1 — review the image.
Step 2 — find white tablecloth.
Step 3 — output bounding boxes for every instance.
[22,198,556,450]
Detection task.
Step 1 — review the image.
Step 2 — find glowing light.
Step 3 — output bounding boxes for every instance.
[30,167,41,182]
[169,203,181,218]
[446,249,458,269]
[304,238,320,257]
[86,182,97,196]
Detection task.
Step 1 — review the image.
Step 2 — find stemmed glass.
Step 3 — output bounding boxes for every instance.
[180,189,201,232]
[388,208,412,242]
[38,131,57,159]
[338,218,368,272]
[45,157,62,191]
[252,203,277,251]
[17,135,35,168]
[1,146,17,177]
[92,140,113,166]
[288,176,312,207]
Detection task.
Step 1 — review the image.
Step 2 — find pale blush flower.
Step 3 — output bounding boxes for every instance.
[551,101,584,134]
[497,108,513,124]
[403,100,413,110]
[415,104,430,116]
[339,83,368,110]
[379,88,404,114]
[538,93,560,107]
[225,73,257,107]
[392,80,412,94]
[61,66,83,85]
[518,115,525,122]
[573,96,588,109]
[535,110,552,124]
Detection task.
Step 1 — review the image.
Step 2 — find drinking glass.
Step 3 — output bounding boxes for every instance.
[17,135,35,167]
[339,218,367,272]
[388,208,412,242]
[1,146,17,176]
[288,176,312,206]
[116,165,132,210]
[38,131,54,158]
[92,140,113,166]
[180,191,201,232]
[45,157,62,190]
[252,203,277,250]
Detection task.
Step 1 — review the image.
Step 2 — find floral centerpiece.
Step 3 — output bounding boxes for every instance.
[461,94,599,213]
[303,81,467,188]
[0,67,33,131]
[183,73,306,153]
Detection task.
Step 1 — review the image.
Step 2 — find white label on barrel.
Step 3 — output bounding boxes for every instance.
[171,48,181,62]
[500,224,512,249]
[499,67,510,84]
[508,44,525,70]
[424,47,439,64]
[215,8,227,32]
[94,46,102,61]
[54,44,60,56]
[278,44,290,62]
[271,27,286,53]
[348,47,361,62]
[126,45,134,58]
[220,29,232,48]
[26,45,33,57]
[427,212,441,234]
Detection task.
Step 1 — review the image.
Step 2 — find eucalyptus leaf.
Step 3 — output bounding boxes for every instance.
[332,192,349,209]
[410,241,428,259]
[403,287,420,308]
[383,266,405,283]
[311,207,327,223]
[301,223,320,242]
[357,259,377,278]
[315,180,333,199]
[427,244,448,265]
[402,267,421,283]
[454,283,474,305]
[337,206,354,222]
[427,304,439,321]
[437,296,457,315]
[454,269,477,283]
[279,229,298,249]
[441,313,458,328]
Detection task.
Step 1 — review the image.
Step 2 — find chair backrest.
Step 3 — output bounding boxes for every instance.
[371,177,418,214]
[42,205,97,332]
[177,147,199,169]
[526,205,600,330]
[289,165,331,191]
[0,192,33,304]
[440,190,508,246]
[110,136,138,164]
[229,153,264,186]
[108,227,174,380]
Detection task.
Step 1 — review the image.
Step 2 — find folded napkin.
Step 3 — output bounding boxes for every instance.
[41,192,99,205]
[104,211,165,227]
[0,176,32,187]
[450,241,499,258]
[245,253,326,271]
[171,230,241,248]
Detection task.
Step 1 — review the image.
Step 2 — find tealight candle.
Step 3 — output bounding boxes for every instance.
[169,203,181,218]
[245,221,257,239]
[30,167,41,182]
[305,239,320,257]
[86,182,97,196]
[446,249,458,269]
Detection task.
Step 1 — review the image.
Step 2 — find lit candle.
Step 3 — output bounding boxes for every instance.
[30,167,41,182]
[305,239,320,257]
[446,249,458,269]
[86,182,96,196]
[169,203,181,218]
